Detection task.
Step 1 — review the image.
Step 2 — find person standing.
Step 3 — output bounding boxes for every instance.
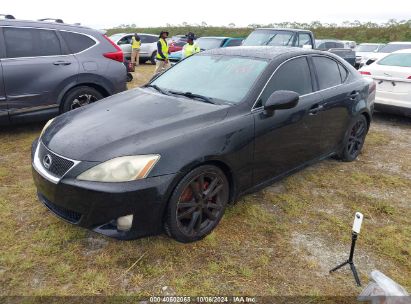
[182,33,200,58]
[131,33,141,67]
[154,31,170,74]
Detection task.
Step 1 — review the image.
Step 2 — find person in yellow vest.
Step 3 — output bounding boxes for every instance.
[131,34,141,67]
[182,33,200,58]
[154,31,170,75]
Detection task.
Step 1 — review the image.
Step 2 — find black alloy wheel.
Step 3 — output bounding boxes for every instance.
[339,115,368,162]
[62,86,103,113]
[165,165,229,243]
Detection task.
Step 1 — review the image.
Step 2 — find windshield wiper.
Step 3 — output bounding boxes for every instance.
[168,90,215,104]
[144,84,169,96]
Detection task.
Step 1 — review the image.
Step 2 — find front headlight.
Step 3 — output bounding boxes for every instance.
[40,118,55,138]
[77,155,160,182]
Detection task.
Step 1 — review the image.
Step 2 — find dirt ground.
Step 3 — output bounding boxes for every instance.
[0,63,410,297]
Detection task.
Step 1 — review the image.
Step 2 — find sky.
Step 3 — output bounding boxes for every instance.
[2,0,411,29]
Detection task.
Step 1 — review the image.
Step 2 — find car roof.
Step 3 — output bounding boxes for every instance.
[198,36,230,40]
[0,18,93,31]
[387,41,411,45]
[203,46,324,61]
[359,43,384,45]
[392,48,411,54]
[255,27,312,33]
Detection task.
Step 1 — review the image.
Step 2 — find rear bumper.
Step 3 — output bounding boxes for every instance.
[32,163,177,240]
[374,103,411,117]
[375,91,411,109]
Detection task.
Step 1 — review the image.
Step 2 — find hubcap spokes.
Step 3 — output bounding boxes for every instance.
[347,120,366,156]
[71,94,97,110]
[176,172,225,236]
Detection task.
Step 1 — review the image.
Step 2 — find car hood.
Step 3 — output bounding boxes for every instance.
[42,88,229,161]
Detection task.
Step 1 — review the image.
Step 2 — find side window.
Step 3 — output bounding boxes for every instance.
[60,31,96,54]
[226,39,243,47]
[312,56,342,90]
[325,42,334,50]
[147,36,158,43]
[259,57,313,105]
[298,33,312,47]
[38,30,61,56]
[139,35,148,43]
[4,27,62,58]
[338,63,348,82]
[118,36,132,45]
[4,27,35,58]
[335,42,344,49]
[317,43,326,50]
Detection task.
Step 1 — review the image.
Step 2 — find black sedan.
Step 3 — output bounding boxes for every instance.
[32,46,375,243]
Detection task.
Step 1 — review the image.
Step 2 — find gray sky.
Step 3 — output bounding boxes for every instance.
[3,0,411,29]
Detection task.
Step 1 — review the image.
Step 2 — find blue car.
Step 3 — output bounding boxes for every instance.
[169,36,243,63]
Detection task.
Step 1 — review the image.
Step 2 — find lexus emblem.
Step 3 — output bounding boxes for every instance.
[43,154,52,170]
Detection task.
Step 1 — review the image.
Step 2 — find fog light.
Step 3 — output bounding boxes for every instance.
[117,214,133,231]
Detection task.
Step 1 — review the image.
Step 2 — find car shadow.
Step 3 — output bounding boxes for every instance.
[372,112,411,127]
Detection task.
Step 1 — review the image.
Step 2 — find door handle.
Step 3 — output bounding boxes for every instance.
[349,91,360,100]
[53,61,72,66]
[308,104,324,115]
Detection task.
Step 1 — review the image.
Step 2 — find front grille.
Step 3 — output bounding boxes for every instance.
[38,142,75,177]
[41,195,82,223]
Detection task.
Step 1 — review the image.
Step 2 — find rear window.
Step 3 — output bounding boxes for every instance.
[60,31,96,54]
[378,53,411,67]
[313,56,342,89]
[4,27,62,58]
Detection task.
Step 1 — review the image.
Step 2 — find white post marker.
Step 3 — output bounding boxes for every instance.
[330,212,364,286]
[353,212,364,234]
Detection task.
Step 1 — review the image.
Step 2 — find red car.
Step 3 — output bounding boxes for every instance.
[169,35,195,53]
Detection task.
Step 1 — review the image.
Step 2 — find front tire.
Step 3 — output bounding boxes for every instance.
[165,165,229,243]
[61,86,103,113]
[338,115,368,162]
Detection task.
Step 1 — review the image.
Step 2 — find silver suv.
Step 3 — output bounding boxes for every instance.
[109,33,158,64]
[0,16,127,125]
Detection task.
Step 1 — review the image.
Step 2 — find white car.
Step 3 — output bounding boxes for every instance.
[109,33,158,64]
[359,49,411,116]
[359,42,411,68]
[355,43,385,68]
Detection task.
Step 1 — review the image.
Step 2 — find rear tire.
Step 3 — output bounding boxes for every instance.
[165,165,229,243]
[150,51,157,65]
[61,86,103,113]
[338,115,368,162]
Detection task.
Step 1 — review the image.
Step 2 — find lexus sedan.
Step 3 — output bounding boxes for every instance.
[32,46,375,243]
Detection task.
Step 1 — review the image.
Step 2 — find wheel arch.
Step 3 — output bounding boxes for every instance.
[58,83,110,113]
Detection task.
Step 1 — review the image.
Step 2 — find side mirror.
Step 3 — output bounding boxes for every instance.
[264,90,299,115]
[302,45,313,49]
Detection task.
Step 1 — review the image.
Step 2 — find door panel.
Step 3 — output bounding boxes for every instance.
[253,92,325,185]
[0,62,8,125]
[3,55,79,115]
[2,27,79,117]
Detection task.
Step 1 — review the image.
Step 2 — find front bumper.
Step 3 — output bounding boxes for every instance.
[32,142,178,240]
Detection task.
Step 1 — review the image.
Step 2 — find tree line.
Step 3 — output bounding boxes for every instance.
[106,20,411,43]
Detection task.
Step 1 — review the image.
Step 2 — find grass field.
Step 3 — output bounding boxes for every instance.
[1,64,410,297]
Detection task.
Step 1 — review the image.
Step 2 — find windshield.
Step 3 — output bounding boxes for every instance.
[243,30,294,46]
[196,38,224,50]
[357,44,380,52]
[151,55,268,103]
[378,53,411,67]
[378,44,411,53]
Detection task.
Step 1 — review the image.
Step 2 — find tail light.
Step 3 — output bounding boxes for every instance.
[360,71,371,75]
[102,35,124,62]
[407,76,411,79]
